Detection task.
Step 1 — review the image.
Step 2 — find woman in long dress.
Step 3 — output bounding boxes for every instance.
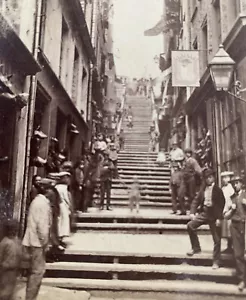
[221,171,234,253]
[55,172,72,248]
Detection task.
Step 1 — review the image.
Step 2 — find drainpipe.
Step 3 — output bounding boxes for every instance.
[20,0,42,236]
[86,0,96,147]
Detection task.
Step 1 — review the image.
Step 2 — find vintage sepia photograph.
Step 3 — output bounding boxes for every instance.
[0,0,246,299]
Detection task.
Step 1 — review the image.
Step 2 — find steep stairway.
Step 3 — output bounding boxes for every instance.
[37,96,243,297]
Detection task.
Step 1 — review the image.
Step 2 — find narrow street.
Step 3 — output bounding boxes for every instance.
[1,0,246,299]
[37,95,244,298]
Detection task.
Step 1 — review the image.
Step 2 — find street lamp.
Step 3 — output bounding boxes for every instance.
[209,44,246,101]
[209,44,235,91]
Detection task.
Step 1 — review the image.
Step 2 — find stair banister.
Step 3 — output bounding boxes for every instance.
[116,87,126,134]
[150,88,160,152]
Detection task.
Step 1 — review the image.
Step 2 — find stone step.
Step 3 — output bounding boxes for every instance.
[39,278,246,297]
[108,195,171,202]
[118,171,170,177]
[118,161,166,166]
[111,189,170,197]
[118,157,159,162]
[76,212,190,224]
[108,200,172,208]
[112,183,169,189]
[113,178,170,185]
[75,222,209,234]
[118,165,170,171]
[49,248,236,265]
[43,261,236,283]
[118,170,170,176]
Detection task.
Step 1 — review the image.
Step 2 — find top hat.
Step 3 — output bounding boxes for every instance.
[230,175,243,183]
[221,171,234,177]
[203,169,215,178]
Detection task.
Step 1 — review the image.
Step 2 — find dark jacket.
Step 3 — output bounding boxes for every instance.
[190,184,225,219]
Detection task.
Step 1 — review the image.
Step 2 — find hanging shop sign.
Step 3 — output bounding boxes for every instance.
[171,50,200,87]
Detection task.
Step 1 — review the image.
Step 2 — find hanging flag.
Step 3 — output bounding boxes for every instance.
[144,0,181,36]
[144,18,166,36]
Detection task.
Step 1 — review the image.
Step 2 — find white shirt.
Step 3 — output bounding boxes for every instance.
[204,183,215,207]
[22,194,51,248]
[170,147,185,162]
[222,183,235,213]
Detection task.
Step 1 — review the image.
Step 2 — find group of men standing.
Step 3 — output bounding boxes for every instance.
[169,141,246,291]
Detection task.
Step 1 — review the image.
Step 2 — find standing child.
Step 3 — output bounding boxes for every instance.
[119,129,125,151]
[129,176,141,213]
[221,171,234,253]
[0,220,22,300]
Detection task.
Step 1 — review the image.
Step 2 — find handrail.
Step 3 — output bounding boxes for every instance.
[150,88,160,152]
[116,88,126,134]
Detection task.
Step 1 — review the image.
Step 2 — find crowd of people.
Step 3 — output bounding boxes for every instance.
[1,130,246,298]
[169,141,246,291]
[0,129,143,300]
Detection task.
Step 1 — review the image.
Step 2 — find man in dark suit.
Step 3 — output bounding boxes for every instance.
[186,169,225,269]
[224,175,246,291]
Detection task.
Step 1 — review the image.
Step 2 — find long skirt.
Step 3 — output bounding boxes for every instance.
[58,202,71,238]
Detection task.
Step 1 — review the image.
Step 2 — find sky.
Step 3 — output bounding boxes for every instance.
[113,0,164,79]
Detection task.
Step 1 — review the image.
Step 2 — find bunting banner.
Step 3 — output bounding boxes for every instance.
[144,0,181,36]
[172,50,200,87]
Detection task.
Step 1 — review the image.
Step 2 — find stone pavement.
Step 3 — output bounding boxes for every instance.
[13,285,90,300]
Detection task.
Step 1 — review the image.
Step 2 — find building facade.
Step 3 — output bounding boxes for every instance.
[170,0,246,180]
[0,0,105,230]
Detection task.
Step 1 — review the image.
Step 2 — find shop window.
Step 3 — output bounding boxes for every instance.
[220,95,244,174]
[0,103,15,190]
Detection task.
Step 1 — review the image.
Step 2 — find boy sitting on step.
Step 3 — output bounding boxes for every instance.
[129,175,141,213]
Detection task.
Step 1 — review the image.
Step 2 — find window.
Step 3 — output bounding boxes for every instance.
[38,0,47,49]
[213,2,221,46]
[190,0,197,22]
[59,17,69,85]
[72,48,79,105]
[1,0,20,31]
[201,18,208,70]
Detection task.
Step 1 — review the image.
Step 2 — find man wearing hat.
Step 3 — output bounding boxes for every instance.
[187,169,225,270]
[169,142,185,163]
[224,175,246,291]
[221,171,234,253]
[183,148,202,210]
[169,161,186,215]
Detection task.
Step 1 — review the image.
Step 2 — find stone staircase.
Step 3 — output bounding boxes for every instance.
[38,96,244,298]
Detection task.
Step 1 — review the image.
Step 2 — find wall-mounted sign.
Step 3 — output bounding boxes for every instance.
[172,50,200,87]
